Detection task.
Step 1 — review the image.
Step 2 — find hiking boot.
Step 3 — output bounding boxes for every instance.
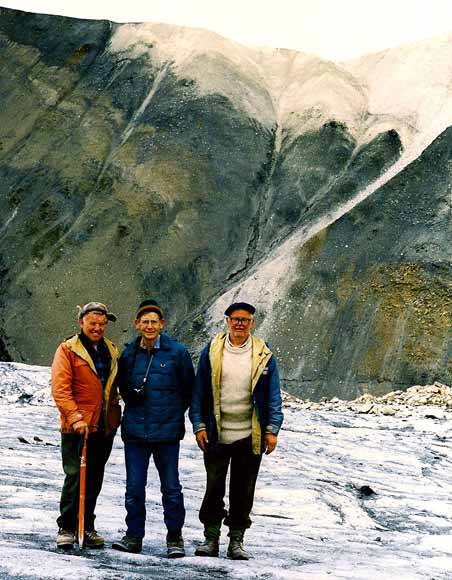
[112,535,142,553]
[195,537,219,557]
[195,522,221,557]
[227,529,249,560]
[83,529,105,548]
[166,531,185,558]
[56,528,74,550]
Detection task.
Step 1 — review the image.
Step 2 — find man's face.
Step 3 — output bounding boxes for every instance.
[79,312,108,344]
[226,309,254,342]
[135,311,165,342]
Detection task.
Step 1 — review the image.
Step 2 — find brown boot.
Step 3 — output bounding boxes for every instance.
[56,528,74,550]
[227,529,249,560]
[83,529,105,548]
[195,522,221,557]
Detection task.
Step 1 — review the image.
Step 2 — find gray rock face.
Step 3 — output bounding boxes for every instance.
[0,9,275,360]
[270,126,452,400]
[0,8,451,402]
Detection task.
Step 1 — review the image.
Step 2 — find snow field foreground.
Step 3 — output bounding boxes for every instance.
[1,363,452,579]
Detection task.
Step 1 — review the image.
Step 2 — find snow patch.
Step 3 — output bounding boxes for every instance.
[2,364,452,579]
[0,362,51,404]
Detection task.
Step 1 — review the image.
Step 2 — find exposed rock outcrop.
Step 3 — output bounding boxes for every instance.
[284,381,452,418]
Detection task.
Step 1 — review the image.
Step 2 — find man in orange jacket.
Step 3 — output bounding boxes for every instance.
[51,302,121,550]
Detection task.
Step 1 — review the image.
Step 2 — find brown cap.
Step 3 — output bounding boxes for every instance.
[135,299,164,319]
[77,302,117,322]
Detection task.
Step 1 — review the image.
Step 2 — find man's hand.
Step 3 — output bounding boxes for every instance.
[72,420,89,437]
[265,433,278,455]
[195,429,209,452]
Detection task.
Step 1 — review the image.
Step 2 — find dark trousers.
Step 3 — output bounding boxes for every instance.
[199,436,262,530]
[57,431,115,531]
[124,440,185,538]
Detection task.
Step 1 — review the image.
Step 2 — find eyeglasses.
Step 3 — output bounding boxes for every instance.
[228,317,253,325]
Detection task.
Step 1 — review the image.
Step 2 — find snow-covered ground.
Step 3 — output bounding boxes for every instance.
[1,362,452,579]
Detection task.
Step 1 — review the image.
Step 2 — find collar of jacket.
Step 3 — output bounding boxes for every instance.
[64,334,118,375]
[130,332,171,352]
[209,331,272,391]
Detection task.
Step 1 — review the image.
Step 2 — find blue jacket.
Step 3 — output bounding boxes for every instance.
[189,332,283,454]
[118,334,195,442]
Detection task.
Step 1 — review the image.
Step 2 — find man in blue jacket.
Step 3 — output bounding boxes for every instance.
[112,300,194,558]
[189,301,283,560]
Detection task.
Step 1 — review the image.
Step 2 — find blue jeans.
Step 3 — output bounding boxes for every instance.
[124,440,185,538]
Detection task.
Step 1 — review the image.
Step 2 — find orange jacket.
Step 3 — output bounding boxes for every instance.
[51,334,121,434]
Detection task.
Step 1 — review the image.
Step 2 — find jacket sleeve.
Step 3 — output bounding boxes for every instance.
[116,350,135,404]
[189,346,210,432]
[179,347,195,410]
[51,344,83,427]
[265,355,284,435]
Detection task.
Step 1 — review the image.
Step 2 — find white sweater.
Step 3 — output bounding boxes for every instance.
[219,335,253,444]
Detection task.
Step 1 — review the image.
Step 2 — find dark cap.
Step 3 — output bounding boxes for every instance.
[136,299,164,319]
[224,302,256,317]
[77,302,117,322]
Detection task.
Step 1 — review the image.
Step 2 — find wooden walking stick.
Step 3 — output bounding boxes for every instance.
[78,432,88,550]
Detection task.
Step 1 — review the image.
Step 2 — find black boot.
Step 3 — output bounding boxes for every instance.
[112,535,142,553]
[166,530,185,558]
[227,529,249,560]
[195,522,221,557]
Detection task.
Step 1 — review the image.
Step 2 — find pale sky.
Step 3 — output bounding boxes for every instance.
[1,0,452,60]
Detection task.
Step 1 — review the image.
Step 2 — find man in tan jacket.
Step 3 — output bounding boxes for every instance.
[51,302,121,550]
[189,302,283,560]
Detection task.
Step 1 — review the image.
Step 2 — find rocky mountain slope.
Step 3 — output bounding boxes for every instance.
[217,124,452,400]
[1,8,452,399]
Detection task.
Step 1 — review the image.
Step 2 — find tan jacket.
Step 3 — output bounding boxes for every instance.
[51,334,121,434]
[209,332,273,454]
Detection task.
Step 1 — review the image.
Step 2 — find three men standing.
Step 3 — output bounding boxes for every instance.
[112,300,195,558]
[51,298,282,560]
[51,302,121,549]
[189,301,283,560]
